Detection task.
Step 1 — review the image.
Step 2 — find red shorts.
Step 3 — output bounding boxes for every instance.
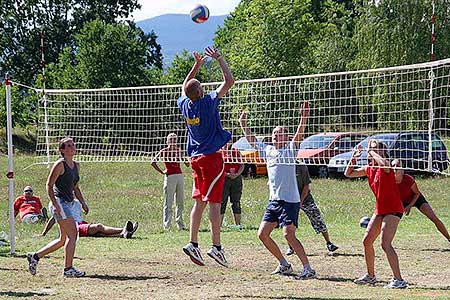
[191,152,225,203]
[77,221,91,237]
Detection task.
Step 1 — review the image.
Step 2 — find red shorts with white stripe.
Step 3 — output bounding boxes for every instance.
[77,221,91,237]
[191,152,225,203]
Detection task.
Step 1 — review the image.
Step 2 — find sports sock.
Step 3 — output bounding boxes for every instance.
[64,266,72,271]
[279,257,290,267]
[191,241,199,248]
[213,245,222,251]
[33,253,40,261]
[303,263,312,271]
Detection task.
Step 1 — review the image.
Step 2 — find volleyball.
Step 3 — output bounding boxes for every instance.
[359,216,371,228]
[190,4,209,23]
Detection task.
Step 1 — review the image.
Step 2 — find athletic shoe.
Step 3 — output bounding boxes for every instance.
[125,222,139,239]
[384,278,408,289]
[63,267,86,277]
[41,207,49,220]
[182,243,205,266]
[27,253,38,275]
[285,247,295,256]
[294,268,316,280]
[125,221,133,232]
[271,264,293,275]
[354,274,377,285]
[206,247,228,267]
[326,242,339,252]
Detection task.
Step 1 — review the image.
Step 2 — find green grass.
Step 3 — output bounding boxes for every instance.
[1,155,450,299]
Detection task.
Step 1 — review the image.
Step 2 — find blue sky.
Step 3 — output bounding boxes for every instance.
[133,0,241,21]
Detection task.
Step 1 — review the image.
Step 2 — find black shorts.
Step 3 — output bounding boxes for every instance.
[403,194,428,209]
[379,212,403,219]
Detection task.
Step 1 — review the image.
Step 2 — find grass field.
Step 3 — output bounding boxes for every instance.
[1,155,450,300]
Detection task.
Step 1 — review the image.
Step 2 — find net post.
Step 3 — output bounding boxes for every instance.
[4,73,16,255]
[42,92,51,168]
[427,69,435,172]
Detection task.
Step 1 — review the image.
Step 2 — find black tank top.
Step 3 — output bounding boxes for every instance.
[54,159,80,202]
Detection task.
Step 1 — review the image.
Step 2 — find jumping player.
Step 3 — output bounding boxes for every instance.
[239,102,317,280]
[178,46,234,267]
[392,159,450,243]
[345,140,407,289]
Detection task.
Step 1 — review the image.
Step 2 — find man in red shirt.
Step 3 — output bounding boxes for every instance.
[14,186,48,224]
[392,159,450,243]
[152,133,190,230]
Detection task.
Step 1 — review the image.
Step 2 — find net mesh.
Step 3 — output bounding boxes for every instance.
[31,58,450,174]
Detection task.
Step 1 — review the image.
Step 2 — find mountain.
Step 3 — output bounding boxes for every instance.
[137,14,228,67]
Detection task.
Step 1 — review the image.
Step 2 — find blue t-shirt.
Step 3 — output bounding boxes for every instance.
[177,91,231,157]
[256,141,300,203]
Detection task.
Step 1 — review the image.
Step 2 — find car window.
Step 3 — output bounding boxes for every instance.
[335,136,354,151]
[300,135,335,149]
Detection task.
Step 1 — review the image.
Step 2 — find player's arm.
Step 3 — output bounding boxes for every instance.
[404,183,421,216]
[292,102,310,146]
[182,52,207,96]
[391,159,404,184]
[204,47,234,99]
[151,150,166,175]
[73,162,89,214]
[41,217,56,236]
[345,145,367,178]
[239,111,257,148]
[180,149,190,167]
[300,184,310,205]
[47,161,64,216]
[13,198,20,218]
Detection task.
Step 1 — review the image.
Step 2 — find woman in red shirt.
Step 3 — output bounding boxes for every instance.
[345,140,407,289]
[392,159,450,242]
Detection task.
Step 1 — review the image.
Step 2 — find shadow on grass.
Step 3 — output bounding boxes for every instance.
[85,274,170,281]
[322,252,364,258]
[220,296,367,300]
[0,267,21,272]
[421,248,450,253]
[410,286,450,291]
[315,276,355,283]
[0,291,48,298]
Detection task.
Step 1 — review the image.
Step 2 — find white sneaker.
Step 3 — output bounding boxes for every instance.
[294,268,316,280]
[63,267,86,277]
[354,274,377,285]
[384,278,408,289]
[182,243,205,266]
[207,247,228,267]
[27,253,38,275]
[271,264,293,275]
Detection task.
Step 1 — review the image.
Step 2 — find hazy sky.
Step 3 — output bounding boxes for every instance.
[133,0,241,22]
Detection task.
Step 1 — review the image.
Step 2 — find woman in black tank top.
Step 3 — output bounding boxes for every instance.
[27,137,89,277]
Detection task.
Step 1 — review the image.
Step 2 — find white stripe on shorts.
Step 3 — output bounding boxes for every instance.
[205,162,225,199]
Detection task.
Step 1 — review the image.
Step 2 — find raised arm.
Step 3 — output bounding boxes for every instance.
[239,111,257,148]
[391,159,404,184]
[182,52,207,96]
[345,145,367,178]
[204,47,235,99]
[366,140,390,172]
[292,102,310,146]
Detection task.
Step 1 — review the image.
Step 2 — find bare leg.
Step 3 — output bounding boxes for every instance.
[380,215,402,280]
[321,231,331,243]
[233,213,241,225]
[189,199,207,243]
[362,215,382,277]
[209,202,222,245]
[88,224,123,237]
[284,224,309,266]
[258,221,283,261]
[419,203,450,240]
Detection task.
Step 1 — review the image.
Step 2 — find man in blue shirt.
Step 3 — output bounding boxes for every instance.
[178,46,234,267]
[239,102,316,280]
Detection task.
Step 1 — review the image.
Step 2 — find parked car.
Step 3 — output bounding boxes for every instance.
[232,136,271,177]
[297,132,368,178]
[328,132,449,176]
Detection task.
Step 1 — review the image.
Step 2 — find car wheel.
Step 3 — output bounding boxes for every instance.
[318,166,329,178]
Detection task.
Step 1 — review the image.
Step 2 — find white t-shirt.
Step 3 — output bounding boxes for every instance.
[256,141,300,203]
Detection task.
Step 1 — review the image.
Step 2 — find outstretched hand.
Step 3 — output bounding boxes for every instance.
[193,51,208,65]
[239,111,247,127]
[204,46,222,59]
[353,144,363,158]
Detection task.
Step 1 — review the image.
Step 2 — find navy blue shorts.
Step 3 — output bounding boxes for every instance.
[262,200,300,228]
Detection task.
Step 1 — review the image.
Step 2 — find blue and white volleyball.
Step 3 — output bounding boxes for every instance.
[359,216,371,228]
[190,4,210,23]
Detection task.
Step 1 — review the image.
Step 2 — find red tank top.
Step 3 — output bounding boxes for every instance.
[163,148,182,176]
[366,164,404,215]
[397,174,416,203]
[222,148,242,174]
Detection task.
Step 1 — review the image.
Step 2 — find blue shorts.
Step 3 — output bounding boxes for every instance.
[262,200,300,228]
[49,197,74,221]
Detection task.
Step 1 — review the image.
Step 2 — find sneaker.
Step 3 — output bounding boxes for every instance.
[294,268,316,280]
[125,222,139,239]
[326,242,339,252]
[27,253,39,275]
[182,243,205,266]
[271,264,293,275]
[285,247,295,256]
[63,267,86,277]
[125,220,133,232]
[384,278,408,289]
[207,247,228,267]
[354,274,377,285]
